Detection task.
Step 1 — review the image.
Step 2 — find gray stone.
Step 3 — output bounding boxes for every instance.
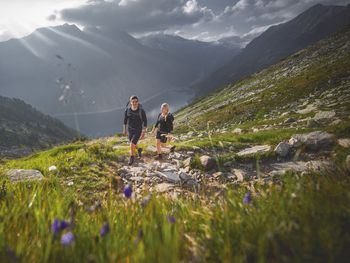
[146,145,157,152]
[192,146,201,151]
[212,172,223,178]
[232,169,247,182]
[187,131,197,137]
[6,169,44,182]
[284,117,296,124]
[346,155,350,171]
[223,161,233,168]
[269,160,332,176]
[183,157,192,167]
[199,155,217,170]
[307,119,320,128]
[274,142,291,157]
[338,138,350,148]
[297,104,317,114]
[233,128,242,134]
[156,171,180,183]
[313,111,336,121]
[289,131,335,151]
[129,176,144,182]
[237,145,271,156]
[155,183,174,193]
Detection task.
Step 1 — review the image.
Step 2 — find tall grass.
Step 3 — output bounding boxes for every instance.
[0,169,349,262]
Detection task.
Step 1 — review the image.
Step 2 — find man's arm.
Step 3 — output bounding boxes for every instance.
[123,110,128,135]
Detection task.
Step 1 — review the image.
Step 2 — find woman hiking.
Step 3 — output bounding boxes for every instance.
[152,103,175,160]
[123,95,147,165]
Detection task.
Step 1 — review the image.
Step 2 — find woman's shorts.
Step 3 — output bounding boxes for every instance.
[156,131,167,143]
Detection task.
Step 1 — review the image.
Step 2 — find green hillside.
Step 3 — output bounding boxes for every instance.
[0,96,80,158]
[0,28,349,262]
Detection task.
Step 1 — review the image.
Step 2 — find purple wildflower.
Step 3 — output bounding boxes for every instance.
[100,222,110,237]
[124,184,132,199]
[60,220,70,231]
[243,192,252,204]
[61,232,74,246]
[141,195,150,209]
[167,215,176,224]
[51,218,60,234]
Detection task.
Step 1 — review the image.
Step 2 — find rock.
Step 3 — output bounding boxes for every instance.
[274,142,291,157]
[306,119,320,128]
[269,161,309,176]
[330,119,342,126]
[232,169,247,182]
[297,104,317,114]
[146,145,157,152]
[338,138,350,148]
[199,155,217,170]
[346,155,350,171]
[183,157,192,167]
[284,117,296,124]
[223,161,233,168]
[313,111,336,121]
[156,171,180,183]
[129,176,144,183]
[233,128,242,134]
[289,131,335,151]
[6,169,44,182]
[186,151,195,156]
[179,171,192,181]
[187,131,197,137]
[212,172,223,178]
[155,183,174,193]
[192,146,201,151]
[48,165,57,172]
[237,145,271,156]
[269,160,332,176]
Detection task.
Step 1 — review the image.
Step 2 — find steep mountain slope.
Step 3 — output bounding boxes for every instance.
[176,26,350,132]
[193,3,350,96]
[0,96,79,158]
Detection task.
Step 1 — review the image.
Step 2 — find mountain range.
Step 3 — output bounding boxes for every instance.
[192,3,350,96]
[0,3,349,137]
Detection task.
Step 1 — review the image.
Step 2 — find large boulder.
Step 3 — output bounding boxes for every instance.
[199,155,217,170]
[6,169,44,182]
[313,111,336,121]
[237,145,271,156]
[274,142,291,157]
[289,131,335,151]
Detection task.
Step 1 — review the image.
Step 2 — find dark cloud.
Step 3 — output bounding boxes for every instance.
[59,0,214,33]
[57,0,350,41]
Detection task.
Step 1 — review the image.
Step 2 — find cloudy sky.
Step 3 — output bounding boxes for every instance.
[1,0,349,42]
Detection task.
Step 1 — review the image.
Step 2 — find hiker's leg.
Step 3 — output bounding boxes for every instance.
[156,139,162,154]
[130,143,137,156]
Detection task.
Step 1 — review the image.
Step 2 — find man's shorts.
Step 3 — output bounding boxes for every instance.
[156,131,167,143]
[128,130,141,145]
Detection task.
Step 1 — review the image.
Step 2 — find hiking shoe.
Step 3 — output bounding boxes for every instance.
[170,145,176,153]
[128,156,135,165]
[155,154,162,160]
[137,148,143,158]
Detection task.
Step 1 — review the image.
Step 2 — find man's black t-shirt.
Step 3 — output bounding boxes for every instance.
[124,107,147,132]
[155,113,174,133]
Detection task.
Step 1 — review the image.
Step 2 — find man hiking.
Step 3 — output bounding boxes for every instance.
[123,95,147,165]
